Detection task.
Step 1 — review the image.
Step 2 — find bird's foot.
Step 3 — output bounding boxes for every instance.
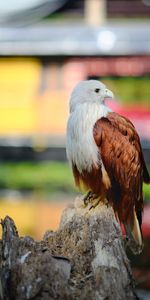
[83,191,99,209]
[83,191,96,206]
[89,197,101,210]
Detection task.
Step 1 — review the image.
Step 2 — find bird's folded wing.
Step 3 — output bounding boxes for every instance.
[94,112,149,187]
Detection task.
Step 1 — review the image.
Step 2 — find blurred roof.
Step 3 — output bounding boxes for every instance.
[2,0,150,22]
[0,0,67,24]
[0,22,150,56]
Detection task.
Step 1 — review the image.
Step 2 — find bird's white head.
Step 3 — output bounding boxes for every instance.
[69,80,114,113]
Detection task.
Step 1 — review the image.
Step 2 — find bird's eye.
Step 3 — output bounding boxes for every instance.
[95,88,100,93]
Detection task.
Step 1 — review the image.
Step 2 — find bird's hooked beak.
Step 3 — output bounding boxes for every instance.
[104,88,114,100]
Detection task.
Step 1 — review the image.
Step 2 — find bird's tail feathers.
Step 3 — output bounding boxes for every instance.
[124,208,143,255]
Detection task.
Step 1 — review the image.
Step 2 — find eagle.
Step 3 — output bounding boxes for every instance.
[66,80,150,254]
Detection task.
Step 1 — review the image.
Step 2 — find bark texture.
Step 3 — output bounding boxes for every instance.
[0,197,139,300]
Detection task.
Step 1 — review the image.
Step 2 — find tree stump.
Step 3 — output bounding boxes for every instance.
[0,197,139,300]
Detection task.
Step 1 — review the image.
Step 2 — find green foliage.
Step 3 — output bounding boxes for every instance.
[102,76,150,105]
[0,161,75,193]
[0,161,149,201]
[143,183,150,202]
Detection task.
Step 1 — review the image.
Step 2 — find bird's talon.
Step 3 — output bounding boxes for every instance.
[83,191,95,206]
[89,205,94,210]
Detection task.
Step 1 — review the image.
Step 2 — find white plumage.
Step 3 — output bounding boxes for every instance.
[66,80,113,173]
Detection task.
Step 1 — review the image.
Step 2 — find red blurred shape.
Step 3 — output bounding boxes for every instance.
[106,99,150,140]
[142,205,150,237]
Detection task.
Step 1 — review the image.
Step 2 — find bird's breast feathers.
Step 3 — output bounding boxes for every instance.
[66,102,111,173]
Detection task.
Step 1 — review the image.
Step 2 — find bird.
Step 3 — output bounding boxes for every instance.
[66,80,150,254]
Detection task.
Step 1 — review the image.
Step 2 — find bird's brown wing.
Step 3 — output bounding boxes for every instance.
[93,112,149,252]
[106,112,150,184]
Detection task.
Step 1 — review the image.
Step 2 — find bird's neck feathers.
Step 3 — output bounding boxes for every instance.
[66,103,111,173]
[71,102,111,119]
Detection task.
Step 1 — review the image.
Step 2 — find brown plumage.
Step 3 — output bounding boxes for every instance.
[94,113,147,221]
[72,112,150,253]
[67,80,150,254]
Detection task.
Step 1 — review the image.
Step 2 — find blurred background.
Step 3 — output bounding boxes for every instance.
[0,0,150,296]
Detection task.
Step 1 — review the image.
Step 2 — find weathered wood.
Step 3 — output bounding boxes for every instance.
[0,198,139,300]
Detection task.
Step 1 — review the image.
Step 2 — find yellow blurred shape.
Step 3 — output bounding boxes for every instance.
[0,58,71,137]
[35,201,68,238]
[0,58,41,135]
[0,108,37,134]
[0,200,36,237]
[0,58,40,84]
[0,199,68,239]
[37,90,69,135]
